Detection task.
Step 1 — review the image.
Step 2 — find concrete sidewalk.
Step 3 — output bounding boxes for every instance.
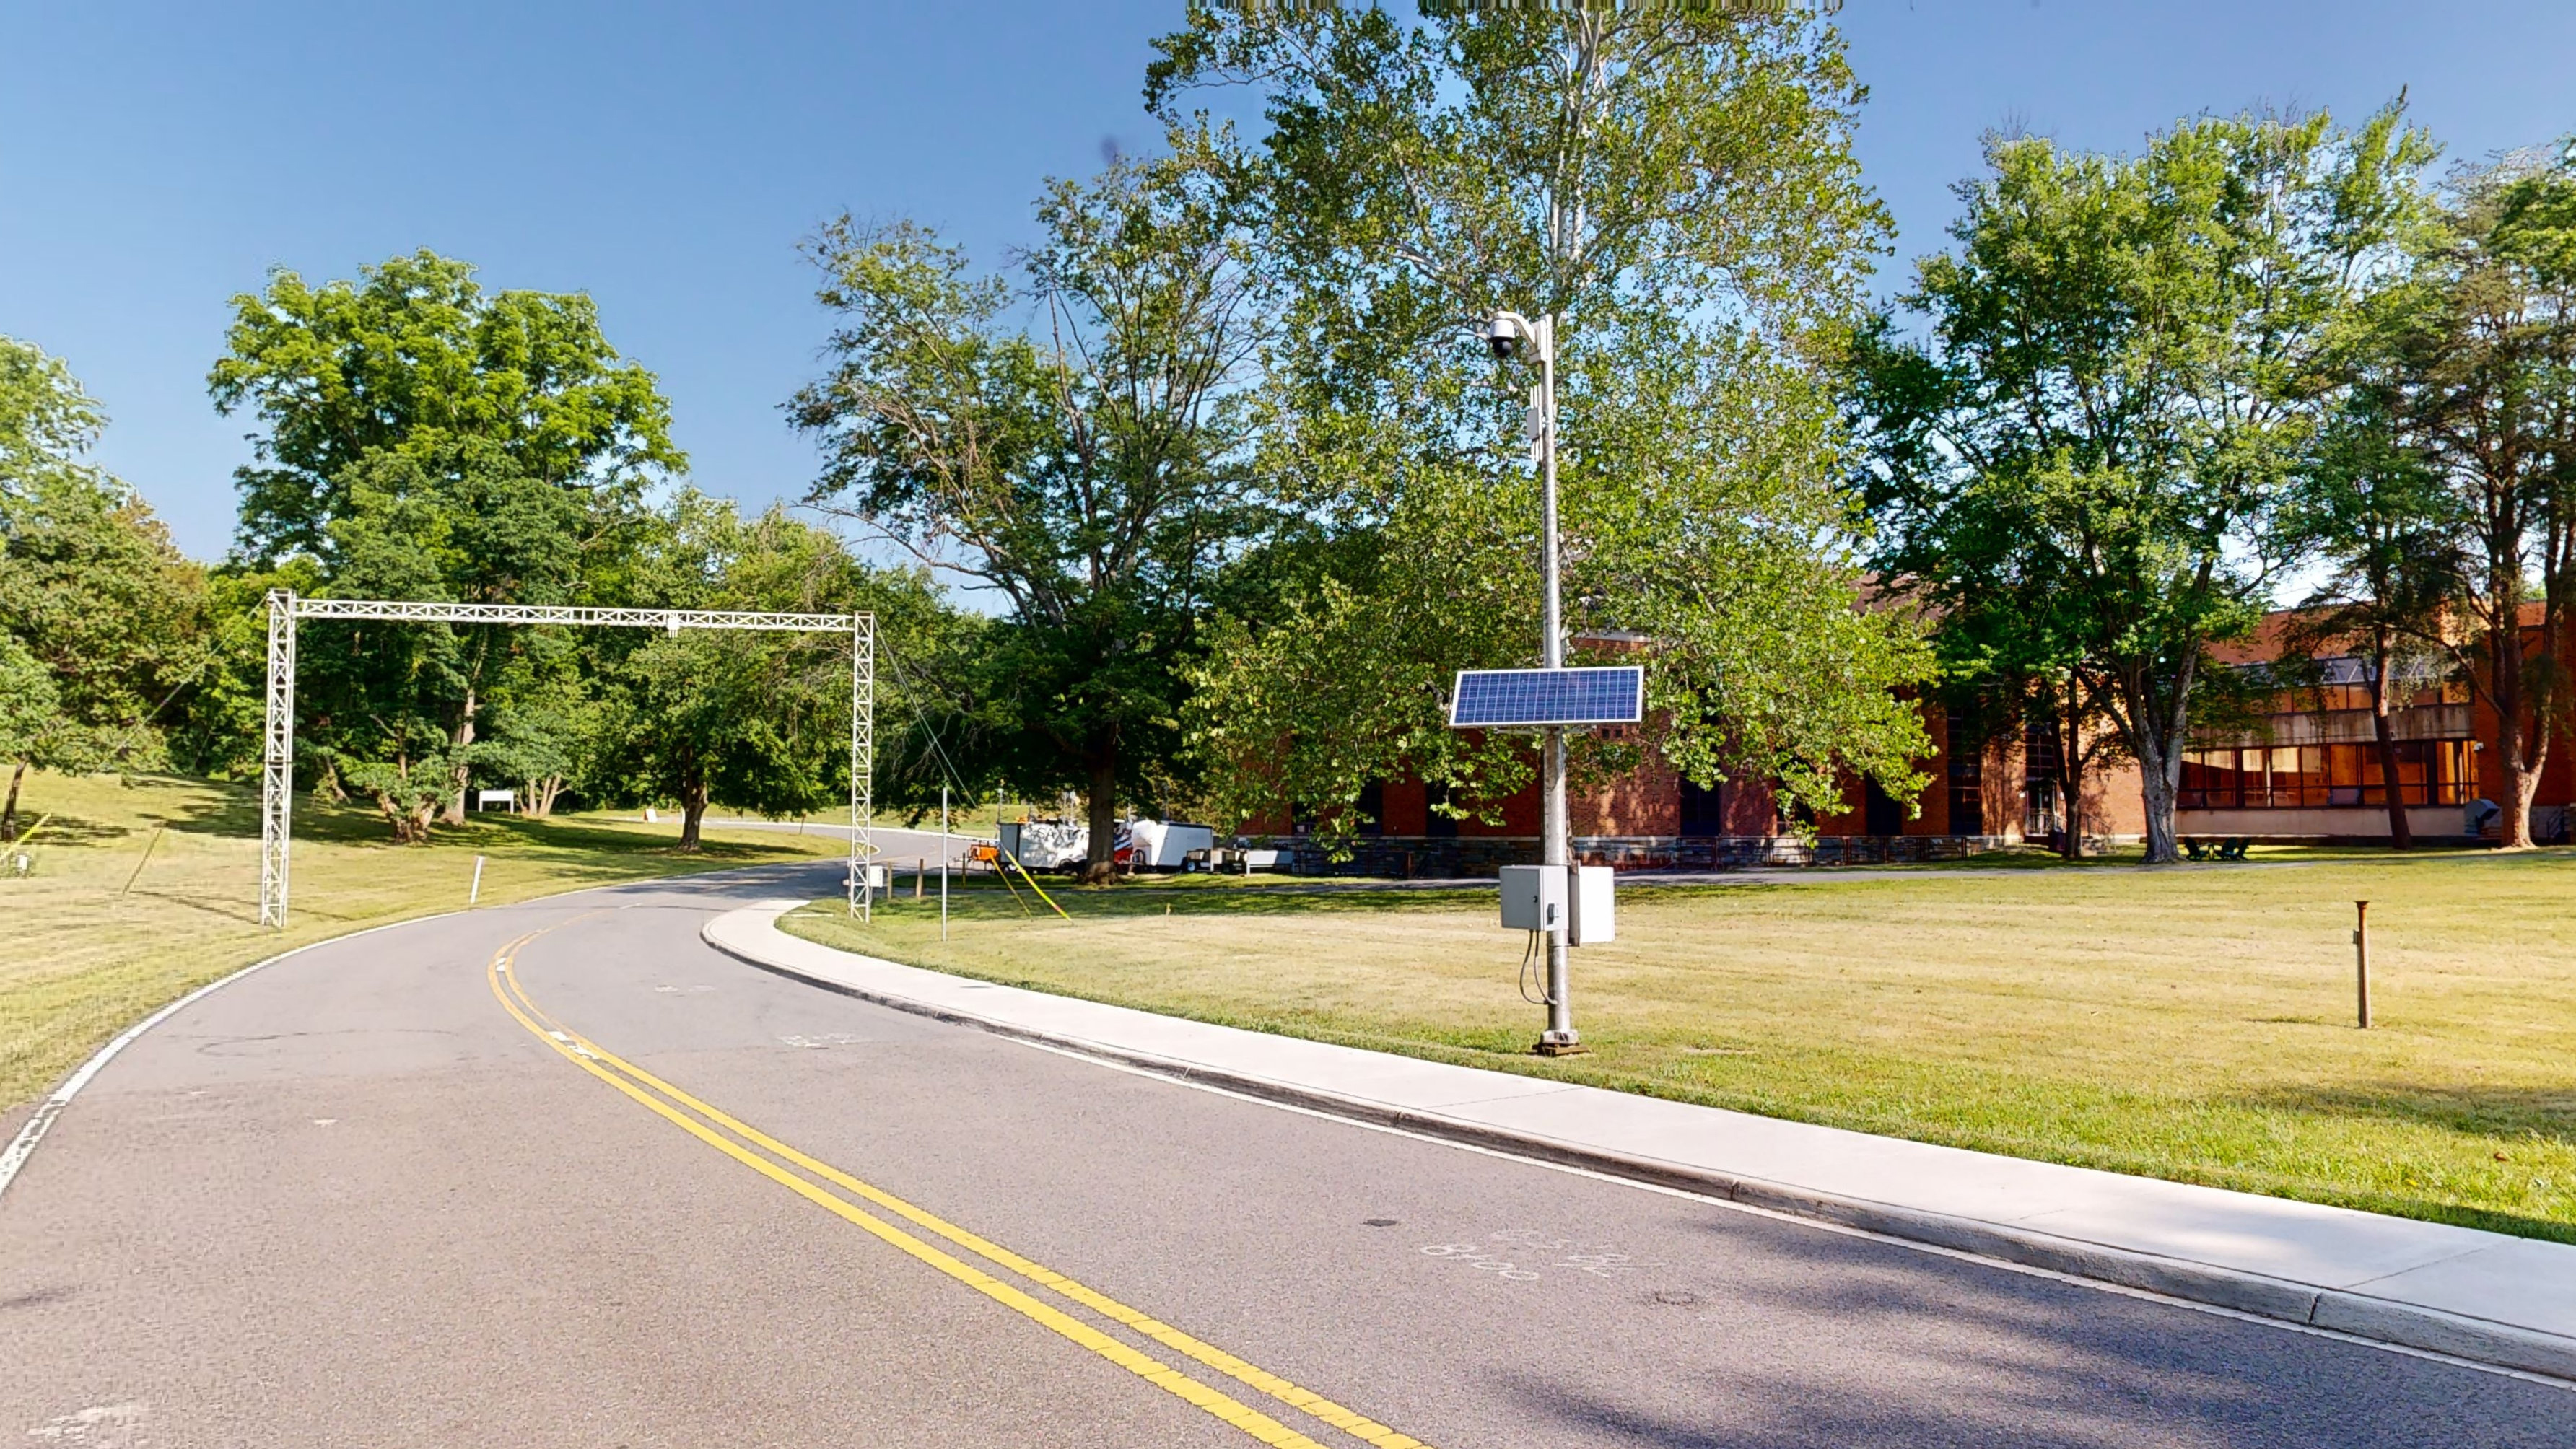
[704,901,2576,1383]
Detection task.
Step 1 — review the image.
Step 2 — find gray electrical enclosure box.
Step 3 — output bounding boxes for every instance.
[1498,864,1566,933]
[1568,864,1615,945]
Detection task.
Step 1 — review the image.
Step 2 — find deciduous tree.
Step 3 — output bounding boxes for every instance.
[1854,106,2432,862]
[1150,4,1931,846]
[2371,149,2576,847]
[211,250,682,564]
[0,338,206,839]
[790,150,1270,879]
[589,495,952,851]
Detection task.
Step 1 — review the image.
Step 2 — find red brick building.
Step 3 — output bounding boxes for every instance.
[1249,606,2564,872]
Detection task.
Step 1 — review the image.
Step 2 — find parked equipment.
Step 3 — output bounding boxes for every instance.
[997,820,1088,870]
[1123,820,1215,870]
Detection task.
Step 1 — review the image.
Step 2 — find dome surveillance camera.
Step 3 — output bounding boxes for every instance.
[1486,328,1521,360]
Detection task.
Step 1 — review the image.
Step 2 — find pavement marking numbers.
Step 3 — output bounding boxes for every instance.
[26,1403,147,1445]
[1418,1230,1654,1286]
[1418,1243,1540,1282]
[485,932,1433,1449]
[1489,1229,1648,1281]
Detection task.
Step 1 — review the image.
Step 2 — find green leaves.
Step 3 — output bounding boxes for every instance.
[210,250,684,564]
[790,146,1274,860]
[1156,6,1928,843]
[0,337,207,788]
[1856,104,2439,860]
[582,496,935,844]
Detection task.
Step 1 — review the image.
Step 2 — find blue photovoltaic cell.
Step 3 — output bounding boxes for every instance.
[1448,667,1644,728]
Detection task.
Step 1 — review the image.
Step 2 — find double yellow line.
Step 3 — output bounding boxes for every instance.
[486,928,1431,1449]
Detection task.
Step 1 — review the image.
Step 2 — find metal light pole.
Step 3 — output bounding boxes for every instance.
[1484,309,1581,1056]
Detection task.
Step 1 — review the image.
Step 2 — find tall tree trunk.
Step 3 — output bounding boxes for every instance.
[2056,707,2084,861]
[1,760,25,842]
[2369,633,2412,851]
[2111,655,2195,866]
[678,776,709,852]
[1081,749,1119,885]
[442,686,479,827]
[2492,612,2535,849]
[2136,738,2181,864]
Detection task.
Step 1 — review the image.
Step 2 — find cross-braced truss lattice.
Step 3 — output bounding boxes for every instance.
[260,590,875,928]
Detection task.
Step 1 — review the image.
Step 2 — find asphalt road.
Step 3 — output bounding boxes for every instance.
[2,863,2563,1448]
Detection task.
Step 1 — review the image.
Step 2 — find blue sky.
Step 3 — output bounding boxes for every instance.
[4,1,2570,561]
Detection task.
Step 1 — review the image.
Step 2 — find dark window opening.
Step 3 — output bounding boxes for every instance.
[1423,780,1458,838]
[2023,717,2063,839]
[1354,781,1385,836]
[1678,777,1724,836]
[1946,709,1985,836]
[1864,779,1905,836]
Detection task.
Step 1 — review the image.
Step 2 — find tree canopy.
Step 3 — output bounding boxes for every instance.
[2354,148,2576,846]
[211,250,684,564]
[0,337,206,839]
[790,149,1272,877]
[1851,105,2435,862]
[584,494,950,850]
[1151,4,1932,844]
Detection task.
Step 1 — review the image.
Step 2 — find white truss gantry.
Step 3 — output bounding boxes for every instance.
[260,590,876,928]
[288,597,865,634]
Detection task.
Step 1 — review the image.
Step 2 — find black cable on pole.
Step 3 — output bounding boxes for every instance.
[874,635,982,816]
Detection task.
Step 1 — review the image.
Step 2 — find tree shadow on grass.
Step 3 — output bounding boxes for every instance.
[878,876,1803,922]
[2239,1081,2576,1147]
[127,772,824,866]
[4,813,132,846]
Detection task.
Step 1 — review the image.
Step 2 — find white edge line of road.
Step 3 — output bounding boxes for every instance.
[710,903,2576,1393]
[0,859,841,1208]
[0,911,460,1205]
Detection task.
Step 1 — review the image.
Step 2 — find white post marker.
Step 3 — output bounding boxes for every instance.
[470,854,485,906]
[940,784,951,942]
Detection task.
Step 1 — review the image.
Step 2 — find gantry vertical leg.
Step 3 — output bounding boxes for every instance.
[259,590,297,928]
[851,616,876,920]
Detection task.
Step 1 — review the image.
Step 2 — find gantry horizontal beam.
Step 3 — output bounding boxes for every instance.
[288,598,865,632]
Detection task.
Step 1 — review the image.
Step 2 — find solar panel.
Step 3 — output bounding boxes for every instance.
[1448,667,1645,729]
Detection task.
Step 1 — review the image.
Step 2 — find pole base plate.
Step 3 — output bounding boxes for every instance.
[1532,1036,1589,1058]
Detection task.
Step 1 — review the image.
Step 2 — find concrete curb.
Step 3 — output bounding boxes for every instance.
[706,908,2576,1385]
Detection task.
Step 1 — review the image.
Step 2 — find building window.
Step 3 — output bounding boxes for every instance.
[1423,780,1459,838]
[1864,779,1905,836]
[2178,742,2472,808]
[1354,782,1385,836]
[1946,709,1983,836]
[1677,777,1724,836]
[2023,718,2063,838]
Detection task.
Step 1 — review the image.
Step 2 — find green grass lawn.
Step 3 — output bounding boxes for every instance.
[1,771,845,1111]
[785,851,2576,1242]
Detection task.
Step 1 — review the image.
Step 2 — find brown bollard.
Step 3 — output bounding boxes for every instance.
[2354,900,2372,1029]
